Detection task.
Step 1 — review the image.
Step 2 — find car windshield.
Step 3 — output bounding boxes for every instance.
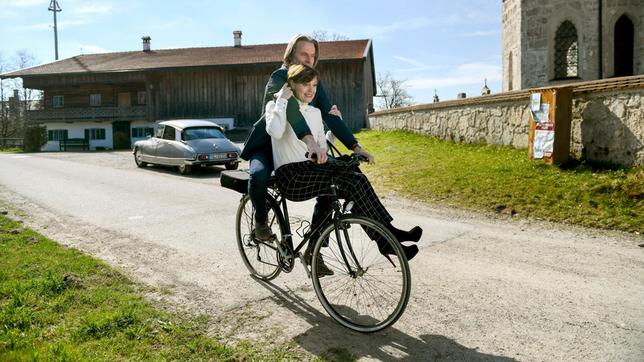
[182,127,225,141]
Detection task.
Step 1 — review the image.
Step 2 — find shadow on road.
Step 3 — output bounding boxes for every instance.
[256,280,517,361]
[140,164,230,179]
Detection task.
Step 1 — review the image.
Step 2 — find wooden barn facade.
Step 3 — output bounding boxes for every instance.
[1,37,375,151]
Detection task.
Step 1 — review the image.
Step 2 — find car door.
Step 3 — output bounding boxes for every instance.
[156,125,182,165]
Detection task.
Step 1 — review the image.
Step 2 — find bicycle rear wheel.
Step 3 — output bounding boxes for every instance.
[311,216,411,333]
[235,194,285,280]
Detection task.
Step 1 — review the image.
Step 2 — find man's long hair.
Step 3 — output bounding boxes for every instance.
[282,34,320,68]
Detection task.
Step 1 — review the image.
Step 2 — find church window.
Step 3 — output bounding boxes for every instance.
[614,14,634,77]
[554,21,578,79]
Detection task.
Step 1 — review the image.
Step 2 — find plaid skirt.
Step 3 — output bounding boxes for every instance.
[275,161,393,225]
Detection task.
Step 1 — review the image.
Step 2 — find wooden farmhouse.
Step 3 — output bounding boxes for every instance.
[1,35,376,151]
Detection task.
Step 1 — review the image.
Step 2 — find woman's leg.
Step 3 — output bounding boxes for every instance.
[276,163,420,260]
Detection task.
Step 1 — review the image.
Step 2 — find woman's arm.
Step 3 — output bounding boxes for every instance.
[265,97,289,140]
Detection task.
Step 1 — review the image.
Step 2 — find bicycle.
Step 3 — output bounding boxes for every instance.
[221,152,411,333]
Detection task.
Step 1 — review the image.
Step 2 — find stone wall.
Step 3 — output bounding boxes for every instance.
[368,77,644,167]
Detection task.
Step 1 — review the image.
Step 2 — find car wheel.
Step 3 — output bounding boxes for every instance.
[225,162,239,170]
[134,149,147,168]
[178,164,192,175]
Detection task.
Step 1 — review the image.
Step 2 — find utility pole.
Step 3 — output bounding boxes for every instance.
[48,0,62,60]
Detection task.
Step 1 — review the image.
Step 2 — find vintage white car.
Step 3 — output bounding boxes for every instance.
[133,120,241,175]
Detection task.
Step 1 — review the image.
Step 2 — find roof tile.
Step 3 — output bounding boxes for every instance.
[2,39,370,77]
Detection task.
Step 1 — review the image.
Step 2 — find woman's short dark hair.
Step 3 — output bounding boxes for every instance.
[287,64,319,88]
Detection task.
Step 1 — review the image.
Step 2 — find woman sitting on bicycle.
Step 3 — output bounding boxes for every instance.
[265,64,422,260]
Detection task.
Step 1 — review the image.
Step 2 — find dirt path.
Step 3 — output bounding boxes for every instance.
[1,151,642,361]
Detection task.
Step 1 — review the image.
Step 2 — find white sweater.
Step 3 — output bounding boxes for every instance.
[265,96,327,169]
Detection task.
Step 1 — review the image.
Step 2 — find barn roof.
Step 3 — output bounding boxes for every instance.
[1,39,372,78]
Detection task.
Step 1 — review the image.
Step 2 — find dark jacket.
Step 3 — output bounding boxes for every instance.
[240,66,358,160]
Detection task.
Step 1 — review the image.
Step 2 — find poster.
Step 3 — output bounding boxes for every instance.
[530,93,541,111]
[533,122,555,159]
[531,103,550,123]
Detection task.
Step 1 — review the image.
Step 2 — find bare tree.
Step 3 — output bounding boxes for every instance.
[376,72,413,110]
[0,50,42,144]
[0,52,16,140]
[311,30,349,41]
[13,50,42,112]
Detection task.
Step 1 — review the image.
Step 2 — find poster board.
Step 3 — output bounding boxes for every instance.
[527,87,572,165]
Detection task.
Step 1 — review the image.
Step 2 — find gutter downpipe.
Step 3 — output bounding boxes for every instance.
[598,0,603,78]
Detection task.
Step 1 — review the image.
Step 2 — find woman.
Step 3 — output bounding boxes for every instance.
[265,64,422,260]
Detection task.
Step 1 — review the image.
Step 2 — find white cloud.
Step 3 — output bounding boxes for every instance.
[392,55,449,73]
[5,0,49,7]
[405,62,501,89]
[363,17,430,38]
[80,44,109,54]
[73,3,113,14]
[393,56,425,68]
[462,30,498,37]
[19,19,89,31]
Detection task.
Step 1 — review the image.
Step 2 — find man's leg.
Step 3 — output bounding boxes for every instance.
[248,152,273,239]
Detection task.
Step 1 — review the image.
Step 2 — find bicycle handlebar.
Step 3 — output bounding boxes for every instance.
[305,152,367,169]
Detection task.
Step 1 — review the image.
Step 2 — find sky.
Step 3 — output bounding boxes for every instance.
[0,0,502,104]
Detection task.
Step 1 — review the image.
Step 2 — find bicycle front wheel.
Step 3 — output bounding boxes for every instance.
[235,194,285,281]
[311,216,411,333]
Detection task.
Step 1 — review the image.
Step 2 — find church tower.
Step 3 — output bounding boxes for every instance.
[502,0,642,91]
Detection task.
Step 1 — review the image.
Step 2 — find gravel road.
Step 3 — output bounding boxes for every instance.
[0,150,642,361]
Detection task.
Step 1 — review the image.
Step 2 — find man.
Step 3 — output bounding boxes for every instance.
[240,34,373,242]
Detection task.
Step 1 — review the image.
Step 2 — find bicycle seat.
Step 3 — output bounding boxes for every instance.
[220,170,277,194]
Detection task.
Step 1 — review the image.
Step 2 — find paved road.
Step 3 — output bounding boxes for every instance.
[1,151,642,361]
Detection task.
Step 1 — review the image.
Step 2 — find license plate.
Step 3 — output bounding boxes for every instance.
[211,153,227,159]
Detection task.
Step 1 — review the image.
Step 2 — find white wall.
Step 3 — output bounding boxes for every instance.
[42,121,113,151]
[130,120,156,145]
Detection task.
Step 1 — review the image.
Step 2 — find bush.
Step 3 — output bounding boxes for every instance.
[23,126,47,152]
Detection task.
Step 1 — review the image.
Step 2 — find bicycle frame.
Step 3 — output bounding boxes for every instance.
[268,169,363,277]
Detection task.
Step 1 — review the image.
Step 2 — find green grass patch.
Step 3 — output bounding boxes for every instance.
[0,215,302,361]
[350,130,643,233]
[0,148,22,153]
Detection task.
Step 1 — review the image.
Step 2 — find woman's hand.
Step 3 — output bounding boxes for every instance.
[328,105,342,119]
[302,135,327,164]
[277,83,293,100]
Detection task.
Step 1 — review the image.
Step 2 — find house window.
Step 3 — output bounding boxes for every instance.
[85,128,106,140]
[90,93,102,106]
[53,95,64,108]
[554,20,578,79]
[48,129,68,141]
[132,127,154,138]
[137,91,146,105]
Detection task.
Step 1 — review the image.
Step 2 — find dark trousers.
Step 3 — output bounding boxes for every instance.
[248,152,273,223]
[248,152,332,225]
[275,161,393,226]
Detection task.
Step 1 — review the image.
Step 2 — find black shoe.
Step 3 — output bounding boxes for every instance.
[378,243,419,261]
[387,224,423,243]
[304,252,334,277]
[253,222,275,241]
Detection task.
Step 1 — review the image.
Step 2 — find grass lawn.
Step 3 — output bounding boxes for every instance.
[0,215,306,361]
[351,130,643,233]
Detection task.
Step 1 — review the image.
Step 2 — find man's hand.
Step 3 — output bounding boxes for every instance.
[353,144,375,165]
[277,83,293,100]
[303,135,327,164]
[328,105,342,119]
